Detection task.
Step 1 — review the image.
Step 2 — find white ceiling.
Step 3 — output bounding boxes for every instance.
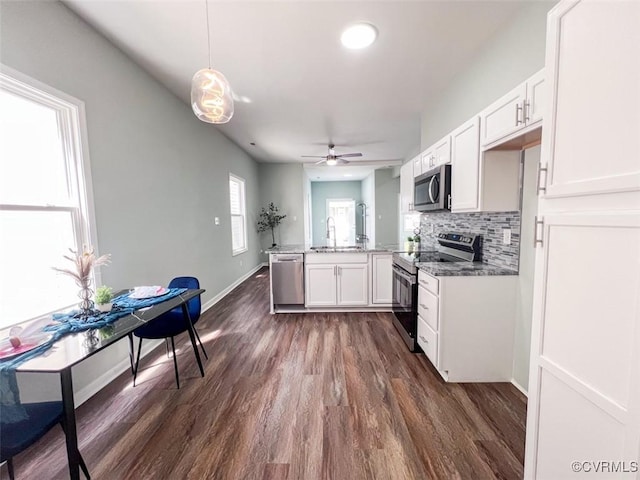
[64,0,526,164]
[305,164,379,182]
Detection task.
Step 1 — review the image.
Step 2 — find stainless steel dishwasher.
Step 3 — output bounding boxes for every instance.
[271,254,305,305]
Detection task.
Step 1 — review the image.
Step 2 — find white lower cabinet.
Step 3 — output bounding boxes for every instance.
[417,270,517,382]
[371,254,393,305]
[305,264,337,306]
[336,264,368,306]
[305,253,368,307]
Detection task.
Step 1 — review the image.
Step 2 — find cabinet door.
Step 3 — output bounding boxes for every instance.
[305,264,337,306]
[337,263,368,306]
[524,213,640,479]
[421,149,433,173]
[450,117,480,212]
[542,0,640,199]
[480,82,526,146]
[525,69,545,125]
[371,254,392,304]
[432,135,451,167]
[413,155,422,178]
[400,161,414,213]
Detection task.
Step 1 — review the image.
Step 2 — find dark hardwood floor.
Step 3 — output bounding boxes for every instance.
[10,267,526,479]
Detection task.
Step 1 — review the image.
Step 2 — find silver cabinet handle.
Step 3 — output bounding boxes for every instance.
[448,194,452,210]
[537,164,548,194]
[419,303,429,310]
[524,101,531,123]
[419,335,428,344]
[515,103,523,125]
[533,216,544,247]
[334,265,337,275]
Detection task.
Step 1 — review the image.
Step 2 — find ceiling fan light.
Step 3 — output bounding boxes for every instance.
[326,158,338,166]
[341,23,377,49]
[191,68,234,124]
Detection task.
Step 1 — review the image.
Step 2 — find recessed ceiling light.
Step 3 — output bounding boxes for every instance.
[341,23,377,50]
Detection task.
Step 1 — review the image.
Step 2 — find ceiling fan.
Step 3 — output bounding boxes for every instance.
[302,144,362,166]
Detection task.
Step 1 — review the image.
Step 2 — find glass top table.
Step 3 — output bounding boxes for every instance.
[2,288,206,479]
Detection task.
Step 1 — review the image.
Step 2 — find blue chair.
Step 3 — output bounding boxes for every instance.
[1,401,90,479]
[132,276,207,389]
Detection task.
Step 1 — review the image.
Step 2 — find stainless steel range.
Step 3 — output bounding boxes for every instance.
[391,233,481,351]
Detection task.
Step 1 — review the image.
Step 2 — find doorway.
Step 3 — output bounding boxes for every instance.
[326,198,356,246]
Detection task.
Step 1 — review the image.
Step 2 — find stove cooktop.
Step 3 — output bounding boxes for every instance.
[396,250,467,264]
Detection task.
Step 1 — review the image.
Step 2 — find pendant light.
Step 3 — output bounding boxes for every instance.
[191,0,234,123]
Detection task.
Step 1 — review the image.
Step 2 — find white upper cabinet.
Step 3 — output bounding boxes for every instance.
[421,135,451,173]
[400,160,415,213]
[413,154,423,178]
[480,69,545,148]
[540,2,640,199]
[450,117,480,212]
[420,148,433,174]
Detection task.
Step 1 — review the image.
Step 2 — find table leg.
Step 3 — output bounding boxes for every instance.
[127,333,135,375]
[181,303,204,377]
[60,368,80,480]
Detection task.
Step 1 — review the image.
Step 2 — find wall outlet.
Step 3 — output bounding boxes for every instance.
[502,228,511,245]
[214,217,220,225]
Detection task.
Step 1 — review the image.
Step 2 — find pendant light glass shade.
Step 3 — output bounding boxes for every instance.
[191,68,234,124]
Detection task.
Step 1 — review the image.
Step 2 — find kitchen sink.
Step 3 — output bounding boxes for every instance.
[309,245,365,252]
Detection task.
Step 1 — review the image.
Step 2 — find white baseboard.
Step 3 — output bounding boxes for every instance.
[200,263,266,312]
[74,263,265,406]
[511,378,528,397]
[74,339,162,406]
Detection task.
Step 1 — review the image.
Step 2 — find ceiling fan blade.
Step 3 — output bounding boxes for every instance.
[336,158,350,165]
[336,153,362,158]
[301,155,326,158]
[314,159,326,165]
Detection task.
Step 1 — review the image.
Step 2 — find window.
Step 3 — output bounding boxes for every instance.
[229,174,247,255]
[0,68,98,329]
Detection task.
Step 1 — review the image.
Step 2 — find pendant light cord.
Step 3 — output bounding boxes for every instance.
[205,0,212,69]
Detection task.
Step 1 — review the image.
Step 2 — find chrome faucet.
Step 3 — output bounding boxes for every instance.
[356,202,368,247]
[326,216,336,248]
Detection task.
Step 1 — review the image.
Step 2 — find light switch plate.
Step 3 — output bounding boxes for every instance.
[214,217,220,225]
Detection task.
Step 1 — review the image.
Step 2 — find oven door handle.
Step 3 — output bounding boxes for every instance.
[392,265,416,285]
[427,176,437,204]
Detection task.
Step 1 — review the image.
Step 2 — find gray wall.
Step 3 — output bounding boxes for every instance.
[420,1,554,148]
[1,1,261,399]
[310,181,362,246]
[513,146,540,392]
[258,163,306,253]
[374,169,400,246]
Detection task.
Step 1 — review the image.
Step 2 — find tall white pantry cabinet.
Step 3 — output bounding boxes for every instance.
[524,1,640,479]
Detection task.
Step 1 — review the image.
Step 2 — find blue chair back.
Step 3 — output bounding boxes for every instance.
[168,276,200,322]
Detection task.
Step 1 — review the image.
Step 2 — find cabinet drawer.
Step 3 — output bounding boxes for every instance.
[418,271,439,295]
[417,315,438,368]
[418,285,439,331]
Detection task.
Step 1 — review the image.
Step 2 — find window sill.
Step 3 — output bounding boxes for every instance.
[232,248,248,257]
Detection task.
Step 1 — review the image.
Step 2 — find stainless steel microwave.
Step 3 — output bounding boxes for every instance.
[414,164,451,212]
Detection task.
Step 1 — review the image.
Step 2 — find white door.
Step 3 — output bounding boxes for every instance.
[450,117,480,212]
[525,69,545,126]
[371,254,393,305]
[400,161,414,213]
[525,214,640,479]
[480,82,526,146]
[432,135,451,167]
[305,264,337,306]
[541,0,640,200]
[336,263,368,306]
[327,199,356,246]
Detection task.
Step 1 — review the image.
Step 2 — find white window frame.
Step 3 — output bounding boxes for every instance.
[229,173,248,256]
[0,65,100,327]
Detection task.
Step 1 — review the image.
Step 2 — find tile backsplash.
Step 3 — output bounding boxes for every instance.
[419,211,521,271]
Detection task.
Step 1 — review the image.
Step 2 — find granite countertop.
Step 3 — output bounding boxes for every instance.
[266,244,402,254]
[417,261,518,277]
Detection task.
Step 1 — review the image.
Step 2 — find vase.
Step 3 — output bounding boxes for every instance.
[76,277,95,318]
[96,302,113,313]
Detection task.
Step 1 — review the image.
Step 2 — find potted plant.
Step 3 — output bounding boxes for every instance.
[405,236,414,253]
[413,233,421,252]
[257,202,287,247]
[95,286,114,313]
